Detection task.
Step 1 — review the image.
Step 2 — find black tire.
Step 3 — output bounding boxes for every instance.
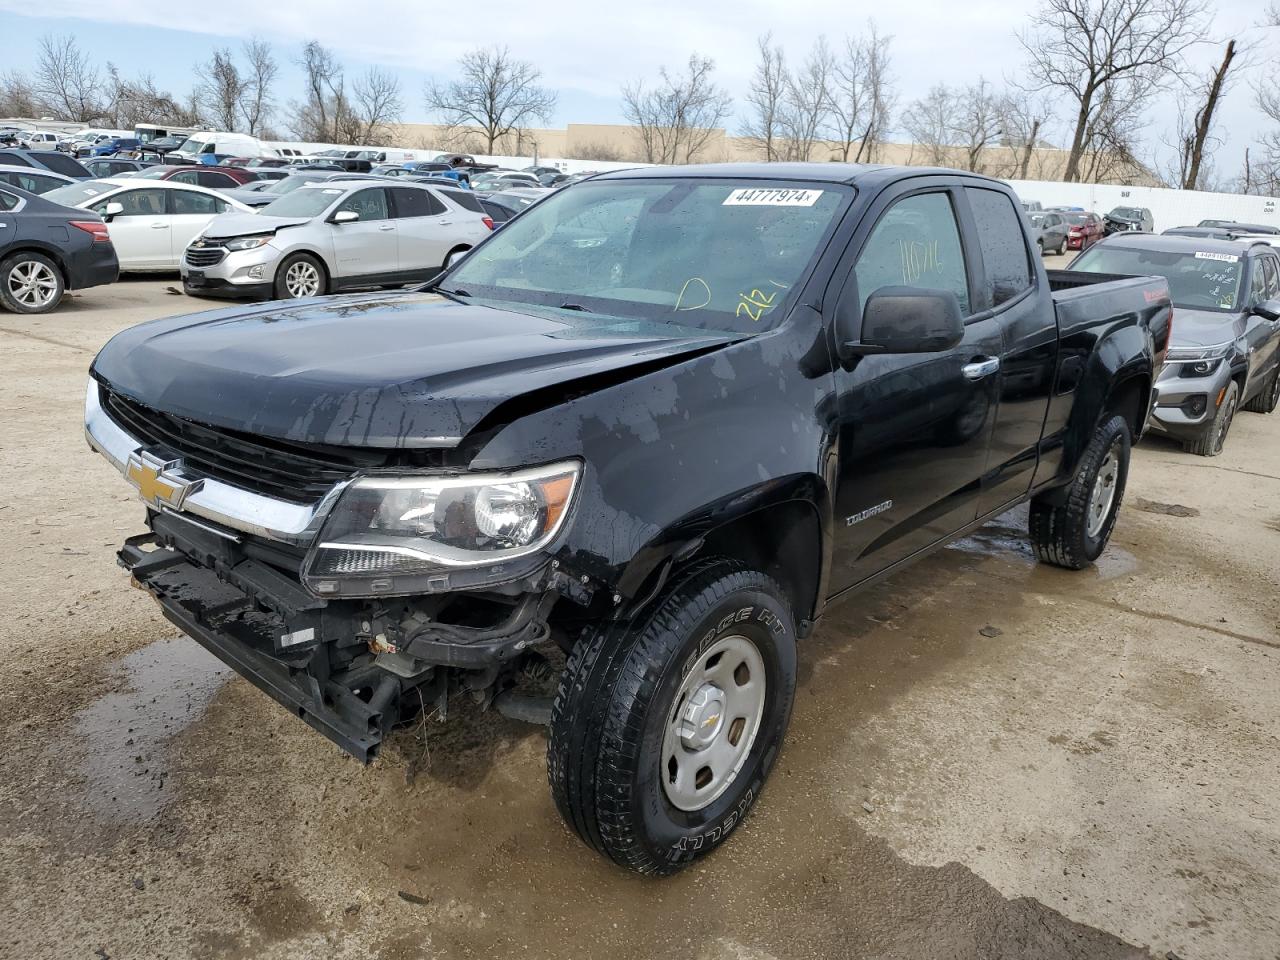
[1030,413,1131,569]
[1242,367,1280,414]
[1036,238,1044,256]
[0,252,65,314]
[1057,239,1067,255]
[1183,381,1238,456]
[273,252,326,300]
[548,559,797,875]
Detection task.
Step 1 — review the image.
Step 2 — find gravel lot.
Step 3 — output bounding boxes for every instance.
[1,268,1278,960]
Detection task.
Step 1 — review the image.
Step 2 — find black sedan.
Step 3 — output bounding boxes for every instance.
[0,183,119,314]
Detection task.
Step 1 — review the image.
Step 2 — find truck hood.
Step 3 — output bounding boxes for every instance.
[90,292,737,449]
[1169,307,1244,349]
[201,211,310,239]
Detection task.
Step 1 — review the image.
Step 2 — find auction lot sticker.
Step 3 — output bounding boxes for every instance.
[1194,251,1239,262]
[724,188,822,206]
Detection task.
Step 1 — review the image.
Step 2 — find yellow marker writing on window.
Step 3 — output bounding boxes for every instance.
[736,288,777,322]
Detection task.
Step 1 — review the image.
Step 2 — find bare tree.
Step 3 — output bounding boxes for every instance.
[291,40,345,142]
[1165,39,1239,189]
[828,23,895,163]
[902,84,959,166]
[740,34,788,161]
[199,48,245,132]
[778,37,833,161]
[999,90,1053,179]
[621,54,733,164]
[239,38,278,136]
[33,34,101,122]
[1077,82,1148,182]
[1019,0,1209,181]
[425,46,556,154]
[0,71,39,118]
[956,78,1005,172]
[344,68,403,145]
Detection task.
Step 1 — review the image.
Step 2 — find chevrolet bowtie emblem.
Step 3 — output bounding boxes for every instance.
[125,451,202,510]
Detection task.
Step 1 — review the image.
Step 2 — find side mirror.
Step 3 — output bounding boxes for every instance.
[103,201,124,221]
[842,286,965,356]
[1254,298,1280,322]
[332,209,359,224]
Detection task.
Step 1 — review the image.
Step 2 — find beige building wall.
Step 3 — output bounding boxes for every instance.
[390,121,1153,185]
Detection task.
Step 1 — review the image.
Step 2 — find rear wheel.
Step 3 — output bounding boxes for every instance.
[0,252,64,314]
[548,560,797,875]
[274,253,325,300]
[1242,368,1280,414]
[1184,381,1238,456]
[1030,413,1131,569]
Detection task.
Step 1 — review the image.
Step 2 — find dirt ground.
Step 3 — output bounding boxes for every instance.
[1,271,1277,960]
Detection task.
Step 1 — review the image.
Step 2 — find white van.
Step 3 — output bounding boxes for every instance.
[171,131,272,162]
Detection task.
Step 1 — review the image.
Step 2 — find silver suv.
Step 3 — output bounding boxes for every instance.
[180,181,492,300]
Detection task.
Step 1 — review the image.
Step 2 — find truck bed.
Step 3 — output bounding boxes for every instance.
[1047,269,1172,356]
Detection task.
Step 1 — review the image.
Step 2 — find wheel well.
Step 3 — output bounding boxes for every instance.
[696,501,823,628]
[280,250,329,285]
[1104,375,1148,437]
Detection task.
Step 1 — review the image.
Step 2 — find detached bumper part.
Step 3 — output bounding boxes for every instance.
[120,534,393,762]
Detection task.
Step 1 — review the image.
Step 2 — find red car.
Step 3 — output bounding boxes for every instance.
[128,165,260,190]
[1063,212,1104,250]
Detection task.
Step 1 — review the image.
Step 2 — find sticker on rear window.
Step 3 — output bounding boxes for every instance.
[723,188,822,207]
[1195,251,1239,262]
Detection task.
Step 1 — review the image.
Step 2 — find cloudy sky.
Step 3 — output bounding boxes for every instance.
[1,0,1271,177]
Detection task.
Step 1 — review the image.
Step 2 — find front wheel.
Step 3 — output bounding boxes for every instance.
[274,253,326,300]
[1183,380,1238,456]
[1030,413,1131,569]
[548,560,797,875]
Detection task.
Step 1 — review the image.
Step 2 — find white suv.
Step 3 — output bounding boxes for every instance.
[180,181,492,300]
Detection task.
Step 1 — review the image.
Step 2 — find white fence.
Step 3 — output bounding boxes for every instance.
[1008,178,1279,233]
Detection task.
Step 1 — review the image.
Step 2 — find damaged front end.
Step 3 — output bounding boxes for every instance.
[89,381,591,763]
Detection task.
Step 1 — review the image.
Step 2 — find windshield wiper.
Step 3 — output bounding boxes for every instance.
[430,285,471,302]
[559,302,592,313]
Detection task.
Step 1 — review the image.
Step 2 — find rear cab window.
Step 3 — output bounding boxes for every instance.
[966,187,1033,307]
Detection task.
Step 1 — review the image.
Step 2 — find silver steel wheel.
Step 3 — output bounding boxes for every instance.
[661,634,767,812]
[7,259,58,309]
[283,260,320,298]
[1086,444,1120,539]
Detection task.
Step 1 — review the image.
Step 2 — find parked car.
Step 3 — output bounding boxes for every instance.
[404,161,470,184]
[471,171,544,192]
[1019,199,1043,212]
[1103,206,1154,234]
[245,157,291,168]
[0,164,75,195]
[1197,219,1280,235]
[484,187,549,212]
[1070,233,1280,454]
[1163,226,1243,240]
[220,172,394,208]
[82,158,156,178]
[0,149,92,180]
[1063,211,1104,250]
[309,149,380,173]
[144,136,188,155]
[41,178,253,271]
[18,131,62,149]
[92,137,143,157]
[87,164,1170,875]
[130,165,259,189]
[477,193,522,226]
[432,153,497,171]
[371,164,416,177]
[180,180,491,299]
[1047,205,1085,212]
[0,183,118,314]
[1027,211,1068,255]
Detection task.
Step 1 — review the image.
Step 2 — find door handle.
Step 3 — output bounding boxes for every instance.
[378,224,394,231]
[151,223,169,229]
[962,357,1001,380]
[438,220,453,225]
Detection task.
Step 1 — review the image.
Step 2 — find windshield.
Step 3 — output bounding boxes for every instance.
[43,179,117,207]
[257,186,344,218]
[1110,207,1141,219]
[446,178,849,333]
[264,176,315,196]
[1072,244,1244,312]
[176,138,208,155]
[1029,214,1046,226]
[1064,214,1090,225]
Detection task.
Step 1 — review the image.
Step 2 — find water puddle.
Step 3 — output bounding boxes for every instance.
[73,637,231,823]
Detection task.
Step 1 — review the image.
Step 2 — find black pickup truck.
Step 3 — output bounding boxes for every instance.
[85,164,1170,875]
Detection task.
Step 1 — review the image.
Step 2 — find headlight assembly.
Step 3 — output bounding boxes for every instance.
[225,235,272,251]
[301,461,580,598]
